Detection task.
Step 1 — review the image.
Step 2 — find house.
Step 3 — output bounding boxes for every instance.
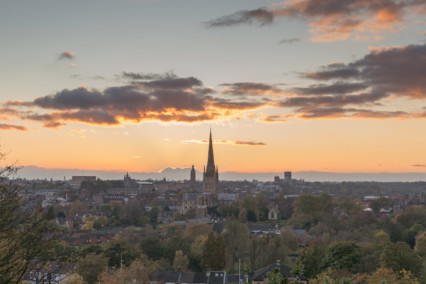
[252,261,307,284]
[268,205,281,220]
[150,271,248,284]
[281,227,311,247]
[217,193,238,206]
[248,224,280,236]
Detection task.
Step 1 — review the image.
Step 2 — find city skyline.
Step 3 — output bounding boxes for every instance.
[1,0,426,174]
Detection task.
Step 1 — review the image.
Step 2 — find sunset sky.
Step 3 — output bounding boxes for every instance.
[1,0,426,174]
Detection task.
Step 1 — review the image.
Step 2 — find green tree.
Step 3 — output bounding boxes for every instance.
[380,241,423,277]
[104,240,140,269]
[321,241,361,272]
[165,235,190,263]
[293,242,326,279]
[267,267,289,284]
[77,253,108,284]
[414,231,426,259]
[201,231,216,271]
[140,236,165,261]
[0,162,55,283]
[280,229,298,251]
[293,193,333,217]
[46,206,56,220]
[222,220,249,267]
[201,231,226,271]
[149,207,159,223]
[395,206,426,229]
[214,234,227,270]
[173,250,189,272]
[69,200,88,218]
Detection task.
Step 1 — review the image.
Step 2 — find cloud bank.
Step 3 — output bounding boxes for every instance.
[207,0,426,41]
[2,43,426,128]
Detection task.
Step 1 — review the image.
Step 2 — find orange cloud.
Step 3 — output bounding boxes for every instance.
[181,139,266,146]
[207,0,426,41]
[0,123,28,131]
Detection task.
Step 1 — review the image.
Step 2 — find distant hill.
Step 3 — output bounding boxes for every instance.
[12,166,426,182]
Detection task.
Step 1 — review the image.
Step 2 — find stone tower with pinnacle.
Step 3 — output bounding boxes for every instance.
[203,129,219,194]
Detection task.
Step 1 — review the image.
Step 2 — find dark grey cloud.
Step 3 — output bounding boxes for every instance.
[276,43,426,118]
[220,82,283,96]
[206,8,273,27]
[122,72,176,81]
[71,74,105,80]
[58,51,74,60]
[281,92,385,108]
[0,123,28,131]
[412,164,426,167]
[292,82,368,95]
[298,107,409,119]
[279,37,301,44]
[33,88,105,110]
[301,43,426,99]
[5,73,270,127]
[303,63,360,80]
[210,98,267,110]
[206,0,426,40]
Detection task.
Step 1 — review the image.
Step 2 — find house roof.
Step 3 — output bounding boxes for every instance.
[208,271,226,284]
[252,261,292,281]
[227,274,248,284]
[292,229,307,236]
[154,271,180,282]
[217,193,237,201]
[180,272,207,283]
[248,223,275,233]
[184,193,199,201]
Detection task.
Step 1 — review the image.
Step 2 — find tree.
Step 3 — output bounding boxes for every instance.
[321,241,361,272]
[0,161,55,283]
[77,253,108,284]
[414,231,426,259]
[380,241,423,277]
[104,240,140,269]
[267,267,289,284]
[149,206,159,223]
[201,231,226,271]
[362,267,419,284]
[98,257,160,284]
[246,209,258,222]
[293,193,333,217]
[280,229,298,251]
[46,206,56,220]
[164,235,190,263]
[222,220,249,267]
[395,206,426,229]
[140,236,165,261]
[68,200,88,218]
[214,234,227,270]
[293,242,326,279]
[173,250,189,272]
[238,208,248,223]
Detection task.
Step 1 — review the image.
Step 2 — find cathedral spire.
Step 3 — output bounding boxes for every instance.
[206,128,215,175]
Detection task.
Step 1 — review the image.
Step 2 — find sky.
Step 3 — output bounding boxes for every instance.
[1,0,426,175]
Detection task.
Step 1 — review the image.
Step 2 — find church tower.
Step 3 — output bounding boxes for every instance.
[203,129,219,194]
[190,165,196,190]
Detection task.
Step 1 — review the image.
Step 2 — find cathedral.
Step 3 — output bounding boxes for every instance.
[203,129,219,194]
[182,129,219,219]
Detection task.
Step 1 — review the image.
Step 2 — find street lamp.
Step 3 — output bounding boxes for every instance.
[238,258,241,284]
